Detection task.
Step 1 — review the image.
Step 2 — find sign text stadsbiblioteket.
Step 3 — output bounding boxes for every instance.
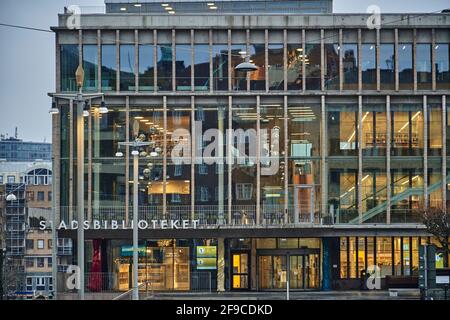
[39,219,200,230]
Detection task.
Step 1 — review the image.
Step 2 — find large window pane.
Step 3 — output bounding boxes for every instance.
[428,104,442,156]
[340,237,348,278]
[101,44,117,92]
[362,105,387,156]
[92,106,126,158]
[268,44,284,90]
[139,45,155,91]
[120,45,135,91]
[391,104,424,156]
[83,45,98,92]
[398,43,413,90]
[342,44,358,90]
[175,45,191,91]
[435,44,450,90]
[249,44,265,90]
[231,44,247,91]
[288,104,321,157]
[376,237,392,277]
[416,44,432,90]
[328,104,358,156]
[305,44,321,90]
[61,44,79,92]
[380,44,394,90]
[157,45,173,91]
[324,44,339,90]
[194,45,210,91]
[361,44,376,90]
[212,44,228,91]
[287,45,303,90]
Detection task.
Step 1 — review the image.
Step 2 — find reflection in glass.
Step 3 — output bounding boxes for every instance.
[157,45,173,91]
[361,44,376,90]
[120,45,135,91]
[342,44,358,90]
[61,44,79,92]
[327,105,358,156]
[268,44,284,90]
[212,45,228,91]
[324,44,339,90]
[416,44,431,90]
[231,44,247,91]
[305,44,321,90]
[249,44,266,90]
[398,44,413,90]
[287,45,304,90]
[83,45,98,91]
[101,44,117,91]
[435,44,450,90]
[380,44,394,90]
[194,45,210,91]
[139,45,155,91]
[176,45,191,91]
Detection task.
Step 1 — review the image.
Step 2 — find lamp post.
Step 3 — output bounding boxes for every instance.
[48,65,107,300]
[116,140,156,300]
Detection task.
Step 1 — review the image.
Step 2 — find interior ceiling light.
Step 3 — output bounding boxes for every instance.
[134,3,142,7]
[168,11,175,14]
[210,6,218,9]
[161,3,169,6]
[120,7,127,11]
[165,7,173,10]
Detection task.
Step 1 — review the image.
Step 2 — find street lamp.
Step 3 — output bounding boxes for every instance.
[48,64,107,300]
[115,139,157,300]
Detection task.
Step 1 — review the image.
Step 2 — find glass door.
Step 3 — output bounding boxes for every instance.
[289,255,304,289]
[289,254,320,289]
[231,252,249,290]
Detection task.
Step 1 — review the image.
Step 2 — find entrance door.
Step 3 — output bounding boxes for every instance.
[231,252,250,290]
[289,254,320,289]
[293,185,315,223]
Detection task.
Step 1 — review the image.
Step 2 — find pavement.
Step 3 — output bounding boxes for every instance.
[149,289,421,300]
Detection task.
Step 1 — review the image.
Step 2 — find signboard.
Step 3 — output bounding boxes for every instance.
[196,246,217,270]
[120,245,147,257]
[436,276,450,284]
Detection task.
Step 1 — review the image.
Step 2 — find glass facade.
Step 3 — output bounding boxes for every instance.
[138,45,155,91]
[361,44,376,90]
[342,44,358,90]
[101,44,117,91]
[380,44,394,90]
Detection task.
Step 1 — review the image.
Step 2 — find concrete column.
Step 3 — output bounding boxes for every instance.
[125,96,130,225]
[172,29,176,92]
[97,30,101,93]
[116,30,120,92]
[357,29,362,92]
[227,96,233,224]
[283,29,287,92]
[265,29,269,93]
[76,97,85,300]
[432,29,436,92]
[209,29,213,93]
[321,29,325,91]
[376,28,381,92]
[423,95,429,208]
[218,105,225,224]
[302,29,306,93]
[413,29,417,92]
[284,95,288,223]
[78,29,83,67]
[246,29,250,92]
[191,29,195,92]
[339,29,343,92]
[321,95,328,220]
[56,32,61,93]
[394,29,399,92]
[386,96,391,224]
[217,238,225,292]
[256,95,261,225]
[228,29,232,92]
[191,96,195,221]
[87,101,92,223]
[153,29,158,93]
[135,29,139,93]
[442,95,447,212]
[163,96,168,216]
[358,96,363,224]
[69,100,74,220]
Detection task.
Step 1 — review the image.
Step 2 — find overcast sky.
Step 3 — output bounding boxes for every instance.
[0,0,449,142]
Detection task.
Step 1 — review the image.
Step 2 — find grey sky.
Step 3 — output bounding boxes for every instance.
[0,0,449,142]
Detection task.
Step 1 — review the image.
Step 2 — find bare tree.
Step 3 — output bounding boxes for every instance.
[422,208,450,268]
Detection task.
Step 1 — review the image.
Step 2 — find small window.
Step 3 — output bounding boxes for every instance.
[0,176,3,184]
[37,258,45,268]
[26,277,33,285]
[48,257,52,268]
[26,239,34,250]
[7,175,15,183]
[25,258,34,268]
[37,239,45,249]
[236,183,253,200]
[48,191,52,202]
[37,191,45,201]
[48,239,52,249]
